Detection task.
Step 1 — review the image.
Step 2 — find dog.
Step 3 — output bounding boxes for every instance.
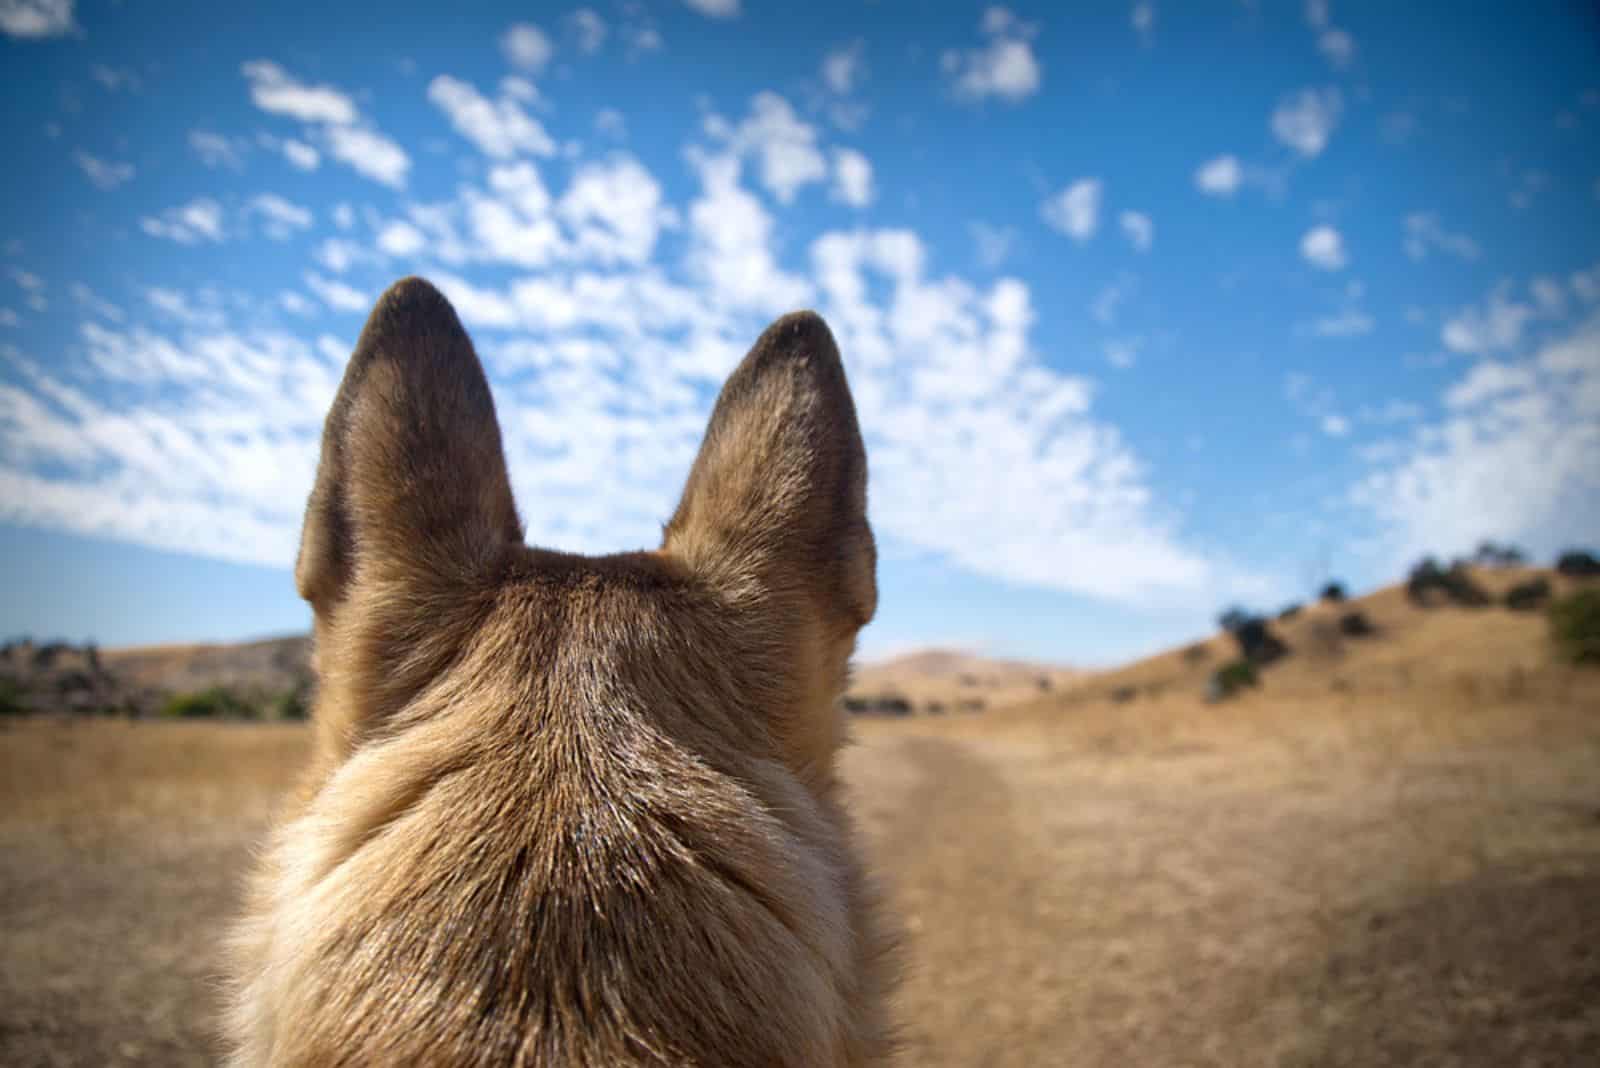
[225,277,896,1066]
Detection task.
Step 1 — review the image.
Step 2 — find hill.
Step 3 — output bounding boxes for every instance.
[845,648,1079,715]
[1031,565,1587,716]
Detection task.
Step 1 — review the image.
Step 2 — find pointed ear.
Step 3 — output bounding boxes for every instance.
[664,311,876,641]
[296,275,521,640]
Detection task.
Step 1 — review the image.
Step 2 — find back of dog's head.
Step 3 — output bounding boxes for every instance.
[227,278,895,1067]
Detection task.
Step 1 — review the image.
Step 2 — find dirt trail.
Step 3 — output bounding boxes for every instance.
[845,719,1600,1067]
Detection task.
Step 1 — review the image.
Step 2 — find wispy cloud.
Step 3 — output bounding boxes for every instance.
[1041,178,1103,242]
[1300,224,1348,270]
[500,22,553,72]
[1271,88,1342,157]
[943,7,1042,103]
[73,151,134,190]
[428,74,557,159]
[0,0,75,38]
[1194,154,1243,196]
[241,59,410,187]
[140,198,225,245]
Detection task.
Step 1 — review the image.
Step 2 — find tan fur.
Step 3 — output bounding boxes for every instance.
[225,277,897,1066]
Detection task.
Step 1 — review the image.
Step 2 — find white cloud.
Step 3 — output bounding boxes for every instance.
[1104,338,1140,369]
[1320,413,1350,437]
[684,0,739,16]
[501,22,554,72]
[707,92,829,204]
[331,203,355,230]
[376,220,426,258]
[1271,88,1342,157]
[281,138,320,170]
[249,194,313,240]
[304,272,368,312]
[686,151,811,313]
[0,314,339,568]
[144,287,225,329]
[431,271,520,330]
[1131,2,1155,43]
[1573,265,1600,305]
[241,60,357,124]
[241,60,409,188]
[189,130,247,170]
[1530,276,1567,316]
[1403,213,1480,261]
[1305,0,1329,28]
[8,267,46,314]
[822,40,863,95]
[140,198,225,245]
[1353,313,1600,569]
[831,148,874,208]
[1041,178,1103,243]
[0,0,75,37]
[568,8,607,53]
[69,282,123,322]
[1194,154,1243,196]
[558,154,672,264]
[1318,28,1355,68]
[73,151,134,190]
[818,39,868,128]
[312,238,376,274]
[943,7,1042,102]
[1308,308,1374,337]
[91,64,141,92]
[595,109,627,139]
[322,124,411,188]
[279,291,315,317]
[1441,283,1537,355]
[969,222,1016,270]
[1300,225,1347,270]
[1119,210,1153,252]
[428,74,557,160]
[1089,275,1133,325]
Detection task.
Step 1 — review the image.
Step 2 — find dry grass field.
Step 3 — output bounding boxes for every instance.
[3,574,1599,1066]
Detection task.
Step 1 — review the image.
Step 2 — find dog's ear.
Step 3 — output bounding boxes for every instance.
[297,278,521,743]
[665,312,876,768]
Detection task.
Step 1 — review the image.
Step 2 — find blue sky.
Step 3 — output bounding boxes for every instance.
[1,0,1597,665]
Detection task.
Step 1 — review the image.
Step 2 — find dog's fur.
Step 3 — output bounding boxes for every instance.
[225,277,896,1066]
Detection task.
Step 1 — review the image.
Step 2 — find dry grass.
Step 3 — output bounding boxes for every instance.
[4,580,1599,1065]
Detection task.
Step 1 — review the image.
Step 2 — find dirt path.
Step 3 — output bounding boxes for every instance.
[845,719,1600,1066]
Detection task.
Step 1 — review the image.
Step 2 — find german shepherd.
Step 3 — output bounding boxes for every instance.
[225,278,896,1066]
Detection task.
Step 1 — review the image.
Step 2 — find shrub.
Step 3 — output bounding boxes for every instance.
[1277,603,1303,621]
[1549,590,1600,665]
[270,689,310,720]
[1473,541,1526,567]
[159,687,255,719]
[1208,659,1258,700]
[1181,642,1209,664]
[1406,557,1490,607]
[1233,619,1289,665]
[0,678,27,717]
[1320,582,1347,603]
[1337,611,1376,637]
[1504,578,1553,612]
[1556,549,1600,578]
[1109,685,1136,704]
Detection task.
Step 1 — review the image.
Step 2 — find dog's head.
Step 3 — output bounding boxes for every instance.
[296,276,875,781]
[257,277,889,1064]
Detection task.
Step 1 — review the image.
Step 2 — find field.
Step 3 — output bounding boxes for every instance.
[3,577,1599,1065]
